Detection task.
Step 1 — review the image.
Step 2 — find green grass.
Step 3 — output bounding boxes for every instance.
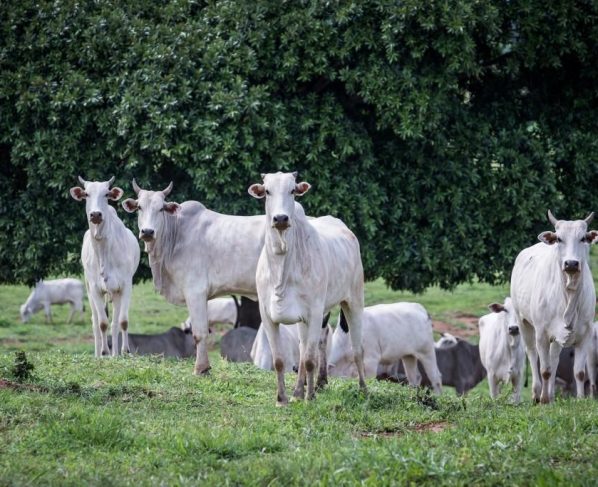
[2,261,598,485]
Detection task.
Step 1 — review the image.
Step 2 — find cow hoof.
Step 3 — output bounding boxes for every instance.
[291,391,304,402]
[276,399,289,408]
[540,395,550,404]
[316,379,328,391]
[194,366,211,376]
[101,351,109,357]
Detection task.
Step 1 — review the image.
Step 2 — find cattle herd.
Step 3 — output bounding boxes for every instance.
[17,172,598,405]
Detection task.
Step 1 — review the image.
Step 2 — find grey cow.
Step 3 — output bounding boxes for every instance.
[108,327,196,358]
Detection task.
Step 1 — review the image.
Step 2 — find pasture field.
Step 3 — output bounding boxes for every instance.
[1,270,598,485]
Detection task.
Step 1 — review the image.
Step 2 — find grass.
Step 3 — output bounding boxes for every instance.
[1,253,598,485]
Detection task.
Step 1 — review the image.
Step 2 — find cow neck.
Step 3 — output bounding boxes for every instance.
[89,209,118,275]
[146,211,178,294]
[264,211,310,299]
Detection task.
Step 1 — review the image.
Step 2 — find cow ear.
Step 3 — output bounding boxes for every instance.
[163,202,180,214]
[489,303,505,313]
[69,186,86,201]
[294,182,311,196]
[122,198,138,213]
[538,231,558,245]
[248,183,266,199]
[107,186,124,201]
[586,230,598,244]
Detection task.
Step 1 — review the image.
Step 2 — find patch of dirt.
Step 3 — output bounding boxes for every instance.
[358,421,451,438]
[433,314,479,339]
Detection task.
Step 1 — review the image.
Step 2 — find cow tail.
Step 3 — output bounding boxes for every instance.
[339,309,349,333]
[231,295,241,328]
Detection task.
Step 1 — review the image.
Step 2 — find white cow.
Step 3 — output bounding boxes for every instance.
[70,176,140,357]
[478,298,526,402]
[20,278,85,324]
[328,302,442,394]
[511,210,598,403]
[248,171,367,405]
[181,297,239,330]
[122,181,265,375]
[251,323,301,373]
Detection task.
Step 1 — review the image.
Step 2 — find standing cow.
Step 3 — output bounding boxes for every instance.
[511,210,598,403]
[248,171,367,405]
[70,177,140,357]
[478,298,526,403]
[20,278,85,324]
[122,180,266,375]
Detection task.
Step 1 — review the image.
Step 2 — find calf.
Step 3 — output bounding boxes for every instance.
[70,177,140,356]
[108,327,196,358]
[479,298,526,402]
[220,327,258,363]
[328,302,442,394]
[20,278,85,324]
[249,172,367,405]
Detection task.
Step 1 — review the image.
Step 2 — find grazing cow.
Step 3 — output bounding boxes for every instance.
[108,327,196,358]
[328,303,442,394]
[248,171,367,405]
[20,278,85,324]
[122,180,265,375]
[386,338,486,395]
[70,177,140,357]
[180,296,239,330]
[220,327,258,363]
[478,298,526,402]
[511,210,598,403]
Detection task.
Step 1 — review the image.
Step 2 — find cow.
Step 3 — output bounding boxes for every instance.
[383,338,486,395]
[70,176,140,357]
[20,278,85,324]
[220,327,258,363]
[478,298,526,402]
[108,327,196,358]
[248,171,367,405]
[180,296,239,330]
[122,180,266,375]
[511,210,598,403]
[328,302,442,394]
[555,323,598,397]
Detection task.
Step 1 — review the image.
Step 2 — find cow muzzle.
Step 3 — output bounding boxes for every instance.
[272,214,290,230]
[564,260,580,274]
[140,228,155,241]
[508,326,520,336]
[89,211,103,224]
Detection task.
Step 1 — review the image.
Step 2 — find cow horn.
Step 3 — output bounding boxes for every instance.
[584,212,595,226]
[548,210,558,227]
[77,175,86,186]
[162,181,173,196]
[107,176,115,186]
[132,178,141,195]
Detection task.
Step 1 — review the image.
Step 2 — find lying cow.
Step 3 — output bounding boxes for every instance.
[553,323,598,396]
[386,337,486,395]
[328,302,442,394]
[107,327,196,358]
[220,327,258,363]
[20,278,85,324]
[479,298,526,402]
[181,296,239,330]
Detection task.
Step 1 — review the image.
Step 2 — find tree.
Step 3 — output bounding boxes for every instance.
[1,0,597,291]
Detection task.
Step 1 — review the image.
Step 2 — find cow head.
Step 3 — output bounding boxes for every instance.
[489,297,520,339]
[70,176,123,229]
[19,303,31,323]
[538,210,598,277]
[121,180,180,243]
[248,171,310,231]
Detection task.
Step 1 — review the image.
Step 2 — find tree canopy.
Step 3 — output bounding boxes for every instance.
[1,0,597,291]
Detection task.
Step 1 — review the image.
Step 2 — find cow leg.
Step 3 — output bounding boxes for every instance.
[316,325,329,391]
[303,313,324,401]
[88,287,102,357]
[186,293,211,375]
[586,342,597,398]
[340,302,367,393]
[520,320,541,402]
[110,293,122,357]
[67,303,75,324]
[89,286,110,356]
[546,341,562,401]
[118,284,132,354]
[293,322,308,400]
[511,368,523,404]
[44,301,52,324]
[401,356,421,387]
[488,372,499,399]
[262,318,288,406]
[418,351,442,394]
[536,335,556,404]
[573,342,589,399]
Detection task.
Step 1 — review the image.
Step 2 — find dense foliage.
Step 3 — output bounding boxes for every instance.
[1,0,597,290]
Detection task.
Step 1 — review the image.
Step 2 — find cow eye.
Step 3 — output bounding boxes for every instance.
[581,236,587,243]
[290,189,295,194]
[556,237,562,243]
[265,189,270,195]
[105,193,110,197]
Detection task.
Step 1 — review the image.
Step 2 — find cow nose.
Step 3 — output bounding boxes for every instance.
[272,214,289,227]
[141,228,155,239]
[508,326,520,336]
[564,260,580,273]
[89,211,103,223]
